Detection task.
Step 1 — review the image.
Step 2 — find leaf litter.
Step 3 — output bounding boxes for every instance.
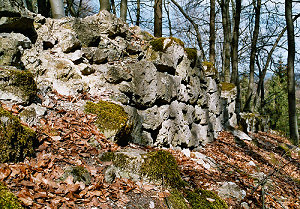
[0,91,299,208]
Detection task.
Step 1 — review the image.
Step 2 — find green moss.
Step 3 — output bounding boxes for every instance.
[99,152,130,170]
[99,152,115,162]
[141,31,154,41]
[220,82,235,91]
[150,37,185,52]
[186,189,228,209]
[0,106,37,163]
[185,48,198,61]
[61,166,91,185]
[0,69,37,102]
[202,61,218,75]
[141,150,185,188]
[278,143,292,157]
[0,182,23,209]
[168,189,190,209]
[84,101,131,145]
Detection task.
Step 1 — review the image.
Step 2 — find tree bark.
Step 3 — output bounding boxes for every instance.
[154,0,163,37]
[136,0,140,26]
[49,0,65,18]
[170,0,206,61]
[99,0,110,12]
[111,0,116,14]
[120,0,127,21]
[244,0,261,112]
[285,0,299,145]
[230,0,242,122]
[220,0,231,83]
[209,0,216,64]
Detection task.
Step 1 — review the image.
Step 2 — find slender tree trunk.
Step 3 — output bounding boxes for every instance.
[230,0,242,122]
[76,0,83,17]
[99,0,110,12]
[49,0,65,18]
[220,0,231,83]
[170,0,206,60]
[253,13,300,109]
[164,0,172,36]
[285,0,299,145]
[209,0,215,64]
[38,0,51,17]
[136,0,140,26]
[244,0,261,112]
[154,0,163,37]
[120,0,127,21]
[111,0,116,14]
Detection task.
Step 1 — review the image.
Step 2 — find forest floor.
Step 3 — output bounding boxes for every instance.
[0,91,299,209]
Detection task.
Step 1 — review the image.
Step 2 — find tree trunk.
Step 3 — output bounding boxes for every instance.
[120,0,127,21]
[170,0,206,60]
[244,0,261,112]
[253,13,300,109]
[154,0,163,37]
[164,0,172,36]
[136,0,140,26]
[220,0,231,83]
[285,0,299,145]
[230,0,241,122]
[49,0,65,19]
[111,0,116,14]
[99,0,110,12]
[209,0,215,64]
[38,0,51,17]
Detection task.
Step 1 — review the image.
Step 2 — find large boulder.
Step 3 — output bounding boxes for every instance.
[0,106,38,163]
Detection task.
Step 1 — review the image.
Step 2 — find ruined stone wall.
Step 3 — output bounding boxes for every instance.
[1,9,227,149]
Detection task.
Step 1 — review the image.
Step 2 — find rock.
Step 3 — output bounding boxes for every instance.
[156,72,180,104]
[19,103,47,126]
[105,65,131,84]
[232,129,252,141]
[131,61,157,107]
[0,32,31,67]
[0,106,38,163]
[58,32,81,53]
[0,0,25,16]
[0,66,37,105]
[84,101,132,146]
[217,182,246,201]
[81,66,95,76]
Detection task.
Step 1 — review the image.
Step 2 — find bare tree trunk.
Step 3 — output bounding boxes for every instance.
[136,0,140,26]
[154,0,163,37]
[253,13,300,109]
[285,0,299,145]
[220,0,231,83]
[164,0,172,36]
[99,0,110,12]
[170,0,206,61]
[38,0,51,17]
[244,0,261,112]
[120,0,127,21]
[49,0,65,18]
[111,0,116,14]
[231,0,241,122]
[209,0,215,64]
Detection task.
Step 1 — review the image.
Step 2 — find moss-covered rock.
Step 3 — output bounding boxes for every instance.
[0,106,38,163]
[141,150,185,188]
[84,101,132,146]
[168,189,190,209]
[185,48,197,61]
[0,67,37,104]
[202,61,218,77]
[150,37,184,52]
[220,82,235,91]
[60,166,92,185]
[186,189,228,209]
[0,182,23,209]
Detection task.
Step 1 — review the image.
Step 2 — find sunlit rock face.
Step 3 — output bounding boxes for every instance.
[1,9,231,149]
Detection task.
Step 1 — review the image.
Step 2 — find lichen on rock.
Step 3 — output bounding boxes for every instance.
[0,182,23,209]
[0,106,38,163]
[220,82,235,91]
[150,37,184,52]
[60,166,92,185]
[84,101,132,145]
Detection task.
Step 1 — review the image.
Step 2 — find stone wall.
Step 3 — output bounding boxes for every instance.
[1,9,227,149]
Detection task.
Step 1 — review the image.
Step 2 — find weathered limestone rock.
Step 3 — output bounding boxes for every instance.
[0,33,31,67]
[0,66,37,105]
[217,182,246,201]
[220,82,237,128]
